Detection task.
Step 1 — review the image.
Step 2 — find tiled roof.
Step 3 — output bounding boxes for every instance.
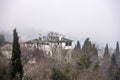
[25,39,43,44]
[48,37,73,43]
[61,38,73,42]
[25,37,73,44]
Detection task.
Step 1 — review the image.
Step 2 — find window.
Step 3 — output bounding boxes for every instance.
[66,42,71,46]
[69,42,71,46]
[66,42,68,46]
[46,43,49,45]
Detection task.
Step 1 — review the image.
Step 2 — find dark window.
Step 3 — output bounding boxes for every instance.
[66,42,71,46]
[66,42,68,46]
[69,42,71,46]
[46,43,49,45]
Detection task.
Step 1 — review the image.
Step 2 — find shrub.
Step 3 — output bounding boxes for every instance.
[77,55,92,69]
[50,68,68,80]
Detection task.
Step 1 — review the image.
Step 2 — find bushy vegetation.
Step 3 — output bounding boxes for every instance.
[114,68,120,80]
[0,30,120,80]
[77,55,92,69]
[50,68,68,80]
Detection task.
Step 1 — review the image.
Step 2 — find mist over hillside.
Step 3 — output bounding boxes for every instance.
[0,28,119,49]
[0,30,12,42]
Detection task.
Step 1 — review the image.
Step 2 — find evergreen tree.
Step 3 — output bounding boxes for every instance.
[82,37,91,52]
[103,44,110,58]
[108,53,117,80]
[74,41,81,52]
[10,29,23,80]
[115,41,120,67]
[115,41,119,55]
[74,44,77,50]
[111,53,116,65]
[76,41,81,49]
[83,38,91,47]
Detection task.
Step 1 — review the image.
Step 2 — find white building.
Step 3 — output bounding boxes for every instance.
[24,32,73,57]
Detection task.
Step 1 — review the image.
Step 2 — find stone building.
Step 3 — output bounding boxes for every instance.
[24,32,73,57]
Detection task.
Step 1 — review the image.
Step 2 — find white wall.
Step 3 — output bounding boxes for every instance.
[65,46,72,49]
[61,42,72,49]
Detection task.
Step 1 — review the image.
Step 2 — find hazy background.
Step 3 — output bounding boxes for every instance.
[0,0,120,48]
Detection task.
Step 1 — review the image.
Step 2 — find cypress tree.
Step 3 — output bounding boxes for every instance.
[115,41,119,55]
[10,29,23,80]
[103,44,110,58]
[83,38,91,47]
[74,41,81,52]
[115,41,120,68]
[76,41,81,49]
[74,44,77,50]
[111,53,116,65]
[82,37,91,53]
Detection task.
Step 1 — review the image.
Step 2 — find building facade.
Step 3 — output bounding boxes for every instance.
[24,32,73,57]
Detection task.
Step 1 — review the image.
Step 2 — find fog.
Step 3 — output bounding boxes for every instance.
[0,0,120,48]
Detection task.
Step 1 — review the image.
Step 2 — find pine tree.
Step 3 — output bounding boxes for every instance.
[10,29,23,80]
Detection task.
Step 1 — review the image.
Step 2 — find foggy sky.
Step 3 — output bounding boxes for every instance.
[0,0,120,48]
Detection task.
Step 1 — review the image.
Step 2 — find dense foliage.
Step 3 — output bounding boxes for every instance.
[77,55,92,69]
[50,68,68,80]
[10,29,23,80]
